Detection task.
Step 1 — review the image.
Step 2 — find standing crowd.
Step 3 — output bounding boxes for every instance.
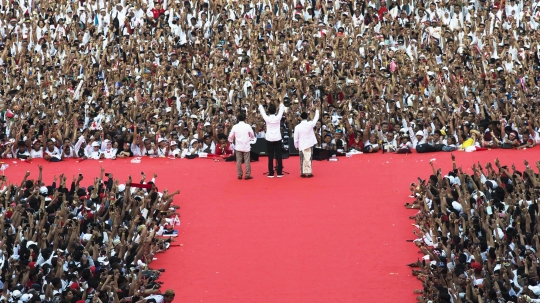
[407,156,540,303]
[0,0,539,162]
[0,166,179,303]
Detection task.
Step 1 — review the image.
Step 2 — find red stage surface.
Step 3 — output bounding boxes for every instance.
[3,149,539,303]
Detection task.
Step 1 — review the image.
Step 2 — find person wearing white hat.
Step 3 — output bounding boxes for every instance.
[85,141,104,159]
[402,116,427,149]
[156,138,169,157]
[188,139,202,156]
[168,141,181,157]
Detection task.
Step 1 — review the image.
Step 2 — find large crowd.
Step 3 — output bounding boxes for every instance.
[0,0,538,161]
[408,156,540,303]
[0,166,179,303]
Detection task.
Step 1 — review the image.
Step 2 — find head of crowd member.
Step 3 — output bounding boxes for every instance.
[92,142,100,151]
[238,113,246,122]
[158,138,167,148]
[386,132,395,143]
[18,141,27,153]
[203,135,212,146]
[381,122,389,133]
[433,130,442,142]
[401,134,409,144]
[163,290,175,303]
[268,103,277,115]
[105,139,113,150]
[324,134,332,145]
[144,139,153,150]
[190,139,200,150]
[32,140,42,151]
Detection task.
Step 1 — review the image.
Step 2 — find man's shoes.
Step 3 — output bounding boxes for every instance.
[267,173,274,178]
[238,175,243,180]
[301,174,307,178]
[277,174,284,178]
[244,176,253,180]
[307,174,314,178]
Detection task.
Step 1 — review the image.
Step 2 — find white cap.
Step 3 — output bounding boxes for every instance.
[118,184,126,192]
[12,290,22,298]
[204,122,211,126]
[21,294,32,302]
[91,142,100,147]
[158,138,166,143]
[452,201,463,212]
[415,130,424,136]
[97,256,109,265]
[170,141,178,146]
[40,186,48,194]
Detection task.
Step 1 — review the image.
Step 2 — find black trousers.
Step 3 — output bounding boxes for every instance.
[266,140,283,175]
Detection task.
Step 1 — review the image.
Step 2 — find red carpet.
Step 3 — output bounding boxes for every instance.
[3,149,539,302]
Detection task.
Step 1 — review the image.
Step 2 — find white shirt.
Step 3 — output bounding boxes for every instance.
[102,148,117,159]
[45,146,62,160]
[294,110,320,151]
[228,121,255,152]
[30,148,43,158]
[259,103,285,142]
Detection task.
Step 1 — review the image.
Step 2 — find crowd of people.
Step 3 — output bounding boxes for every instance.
[0,166,180,303]
[407,155,540,303]
[0,0,539,161]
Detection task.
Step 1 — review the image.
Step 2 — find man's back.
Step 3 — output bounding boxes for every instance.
[229,122,254,152]
[259,103,285,142]
[294,110,319,150]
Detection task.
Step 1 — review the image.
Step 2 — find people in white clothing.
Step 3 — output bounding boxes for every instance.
[86,141,104,159]
[43,139,62,162]
[258,96,285,178]
[228,113,255,180]
[294,103,320,178]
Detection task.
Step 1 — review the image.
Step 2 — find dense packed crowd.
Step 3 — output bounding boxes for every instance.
[0,166,179,303]
[0,0,539,161]
[407,156,540,303]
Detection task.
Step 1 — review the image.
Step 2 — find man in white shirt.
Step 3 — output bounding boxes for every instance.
[228,113,255,180]
[43,139,62,162]
[258,99,285,178]
[294,106,319,178]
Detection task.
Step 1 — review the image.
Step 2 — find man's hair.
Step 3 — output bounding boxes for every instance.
[237,113,246,121]
[300,112,308,119]
[163,289,175,298]
[268,103,277,115]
